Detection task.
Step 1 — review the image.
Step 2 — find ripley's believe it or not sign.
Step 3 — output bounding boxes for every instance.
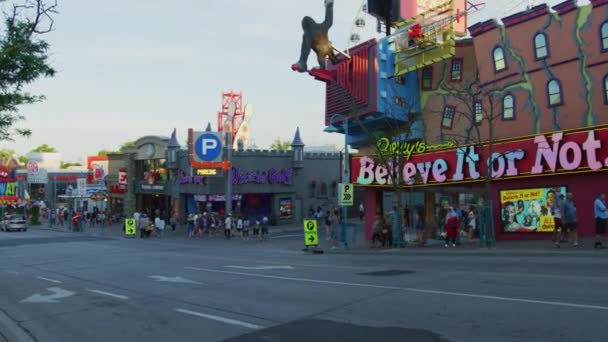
[352,127,608,186]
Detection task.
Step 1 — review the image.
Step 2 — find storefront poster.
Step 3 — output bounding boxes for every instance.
[279,198,293,219]
[499,186,567,233]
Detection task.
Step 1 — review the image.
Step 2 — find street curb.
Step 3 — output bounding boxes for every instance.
[0,308,35,342]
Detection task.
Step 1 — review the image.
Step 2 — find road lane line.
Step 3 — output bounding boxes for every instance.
[271,234,302,239]
[185,267,608,311]
[86,289,129,300]
[36,276,62,284]
[175,308,263,329]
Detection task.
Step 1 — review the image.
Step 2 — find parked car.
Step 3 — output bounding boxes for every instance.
[1,215,28,232]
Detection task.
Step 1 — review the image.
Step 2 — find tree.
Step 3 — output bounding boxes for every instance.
[270,138,291,151]
[31,143,57,153]
[18,155,27,164]
[60,161,81,169]
[119,141,136,152]
[97,149,112,156]
[0,0,57,141]
[0,148,16,162]
[437,72,504,247]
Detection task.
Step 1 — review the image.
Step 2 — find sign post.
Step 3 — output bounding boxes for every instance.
[339,183,354,207]
[303,220,318,247]
[125,218,136,238]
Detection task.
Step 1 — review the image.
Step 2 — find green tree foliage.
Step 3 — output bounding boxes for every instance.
[270,138,291,151]
[97,149,112,156]
[0,148,16,162]
[119,141,136,152]
[0,1,58,141]
[59,161,81,169]
[31,143,57,153]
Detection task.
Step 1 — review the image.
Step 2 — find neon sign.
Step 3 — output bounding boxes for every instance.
[353,127,608,186]
[177,169,206,185]
[232,167,293,186]
[375,138,457,160]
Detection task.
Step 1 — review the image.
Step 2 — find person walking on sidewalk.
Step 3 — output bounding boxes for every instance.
[594,192,607,249]
[224,214,233,240]
[466,205,476,247]
[560,192,579,248]
[445,207,459,248]
[359,203,364,221]
[552,193,564,246]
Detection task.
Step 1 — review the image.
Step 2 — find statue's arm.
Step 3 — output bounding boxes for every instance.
[323,0,334,29]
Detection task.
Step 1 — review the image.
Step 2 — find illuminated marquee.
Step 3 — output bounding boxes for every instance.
[352,126,608,186]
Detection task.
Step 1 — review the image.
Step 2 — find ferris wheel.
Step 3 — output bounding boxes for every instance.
[348,1,380,48]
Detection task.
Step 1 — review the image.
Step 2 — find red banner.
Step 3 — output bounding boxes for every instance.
[352,126,608,186]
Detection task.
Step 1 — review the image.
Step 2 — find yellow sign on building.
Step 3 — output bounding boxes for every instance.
[125,218,137,237]
[303,220,318,246]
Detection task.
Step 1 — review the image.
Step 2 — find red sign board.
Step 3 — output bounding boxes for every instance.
[352,126,608,186]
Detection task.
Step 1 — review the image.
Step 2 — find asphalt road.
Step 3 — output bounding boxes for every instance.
[1,228,607,342]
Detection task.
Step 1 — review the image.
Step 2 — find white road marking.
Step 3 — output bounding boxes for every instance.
[36,276,62,284]
[21,287,75,304]
[87,289,129,300]
[224,265,294,270]
[175,308,263,330]
[149,275,202,284]
[271,234,302,239]
[185,267,608,311]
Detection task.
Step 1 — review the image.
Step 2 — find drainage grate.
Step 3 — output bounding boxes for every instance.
[357,269,415,277]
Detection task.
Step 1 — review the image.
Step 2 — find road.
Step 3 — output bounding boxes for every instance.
[0,227,607,342]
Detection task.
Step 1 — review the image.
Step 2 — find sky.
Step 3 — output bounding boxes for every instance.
[1,0,590,162]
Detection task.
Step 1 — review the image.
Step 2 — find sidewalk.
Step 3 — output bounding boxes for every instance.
[33,221,304,240]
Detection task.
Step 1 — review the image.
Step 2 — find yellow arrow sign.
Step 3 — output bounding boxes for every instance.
[125,218,136,237]
[303,220,318,246]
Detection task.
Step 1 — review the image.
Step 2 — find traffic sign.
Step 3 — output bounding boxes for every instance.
[195,133,223,161]
[339,183,354,206]
[125,218,136,237]
[303,220,318,246]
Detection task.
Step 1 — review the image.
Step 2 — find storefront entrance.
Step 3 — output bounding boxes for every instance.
[137,194,170,218]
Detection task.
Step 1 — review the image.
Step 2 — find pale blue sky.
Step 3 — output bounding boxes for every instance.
[3,0,586,162]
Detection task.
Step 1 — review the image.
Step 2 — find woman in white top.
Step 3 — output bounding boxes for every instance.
[236,217,243,239]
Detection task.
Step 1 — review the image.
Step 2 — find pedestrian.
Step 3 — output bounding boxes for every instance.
[560,192,579,248]
[243,216,250,240]
[445,207,459,248]
[371,212,383,248]
[170,215,177,232]
[466,205,476,246]
[194,213,204,238]
[329,209,339,249]
[594,192,607,249]
[359,203,364,221]
[415,207,425,246]
[324,210,331,241]
[224,214,232,239]
[253,218,260,237]
[552,193,564,246]
[187,213,195,238]
[236,216,243,239]
[261,216,269,241]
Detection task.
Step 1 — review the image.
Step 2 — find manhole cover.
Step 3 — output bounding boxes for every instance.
[357,269,415,276]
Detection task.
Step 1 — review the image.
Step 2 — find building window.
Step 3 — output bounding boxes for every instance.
[394,96,406,106]
[320,182,328,197]
[534,33,548,59]
[547,79,563,106]
[450,58,463,81]
[474,101,483,123]
[395,75,406,85]
[604,75,608,103]
[493,47,506,72]
[421,67,433,90]
[503,94,515,120]
[442,106,455,129]
[602,22,608,51]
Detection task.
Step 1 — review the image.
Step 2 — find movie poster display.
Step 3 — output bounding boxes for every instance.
[279,198,293,219]
[499,186,567,233]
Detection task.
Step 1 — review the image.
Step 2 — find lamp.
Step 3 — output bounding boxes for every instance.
[324,114,350,250]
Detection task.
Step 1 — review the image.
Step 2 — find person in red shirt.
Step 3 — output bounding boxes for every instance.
[445,207,459,248]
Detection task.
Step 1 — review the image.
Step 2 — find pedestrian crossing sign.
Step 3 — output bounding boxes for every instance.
[339,183,354,206]
[303,220,318,246]
[125,218,136,237]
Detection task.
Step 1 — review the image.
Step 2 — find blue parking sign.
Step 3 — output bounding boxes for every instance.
[195,133,223,161]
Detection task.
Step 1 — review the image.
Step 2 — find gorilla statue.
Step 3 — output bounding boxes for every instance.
[292,0,338,73]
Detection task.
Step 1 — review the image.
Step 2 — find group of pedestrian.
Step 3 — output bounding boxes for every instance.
[311,206,342,249]
[444,205,478,248]
[186,211,270,241]
[552,191,607,249]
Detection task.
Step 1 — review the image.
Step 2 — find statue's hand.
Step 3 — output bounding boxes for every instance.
[325,0,334,6]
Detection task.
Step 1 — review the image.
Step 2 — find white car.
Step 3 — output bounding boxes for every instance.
[1,215,28,232]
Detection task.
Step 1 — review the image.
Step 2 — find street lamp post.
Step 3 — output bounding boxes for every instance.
[324,114,350,250]
[224,102,237,218]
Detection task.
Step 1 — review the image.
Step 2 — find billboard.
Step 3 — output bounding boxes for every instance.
[400,0,467,36]
[394,0,462,76]
[87,156,108,183]
[499,186,567,233]
[350,126,608,186]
